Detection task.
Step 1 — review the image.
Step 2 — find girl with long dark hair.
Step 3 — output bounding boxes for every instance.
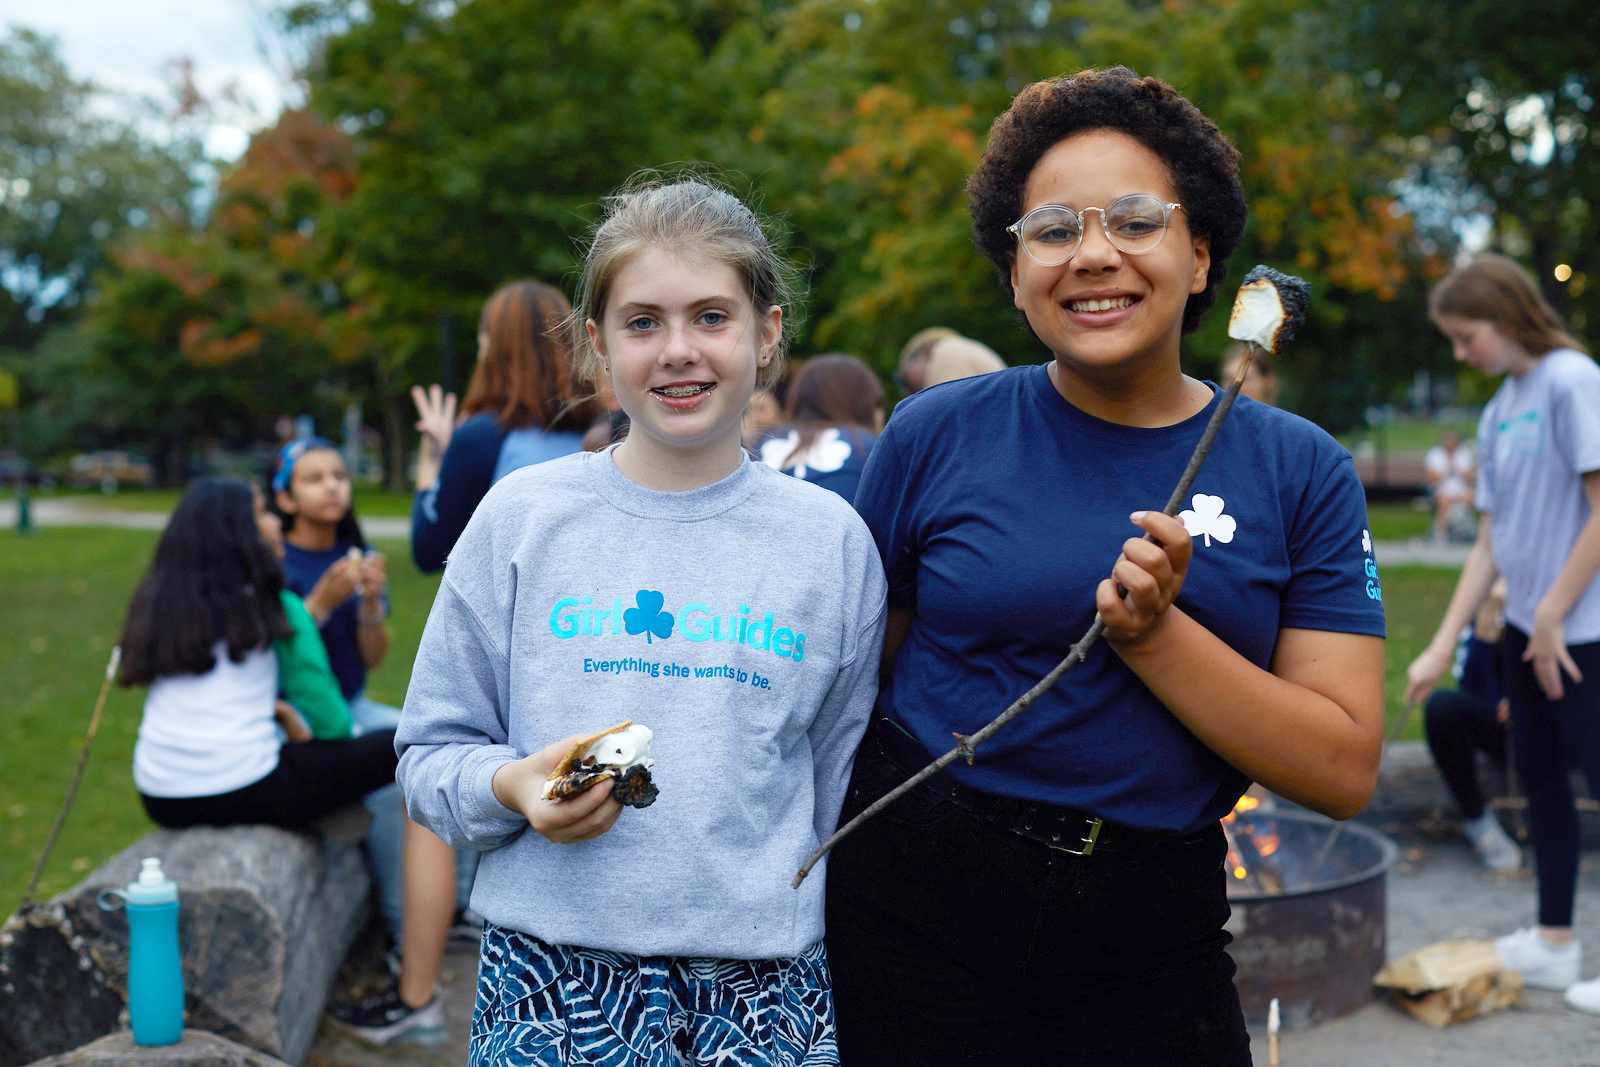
[119,477,399,830]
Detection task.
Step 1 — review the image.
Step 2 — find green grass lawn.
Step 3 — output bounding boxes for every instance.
[1,526,1454,915]
[1337,414,1480,453]
[1365,500,1435,543]
[8,485,418,518]
[1378,565,1457,740]
[12,486,1444,542]
[0,528,438,914]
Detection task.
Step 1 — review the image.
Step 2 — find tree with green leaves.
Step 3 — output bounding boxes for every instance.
[0,28,202,348]
[748,0,1440,427]
[74,108,366,483]
[0,28,208,474]
[1341,0,1599,340]
[63,0,1474,478]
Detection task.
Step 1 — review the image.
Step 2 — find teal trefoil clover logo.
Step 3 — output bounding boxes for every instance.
[623,590,675,643]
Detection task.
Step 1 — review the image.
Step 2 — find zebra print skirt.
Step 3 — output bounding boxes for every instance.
[469,922,839,1066]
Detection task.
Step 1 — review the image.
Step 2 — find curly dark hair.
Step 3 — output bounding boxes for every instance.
[967,67,1246,334]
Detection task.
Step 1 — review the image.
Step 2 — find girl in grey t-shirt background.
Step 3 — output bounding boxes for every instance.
[1407,252,1600,1016]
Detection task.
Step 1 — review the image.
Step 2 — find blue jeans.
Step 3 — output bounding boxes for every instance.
[348,693,478,941]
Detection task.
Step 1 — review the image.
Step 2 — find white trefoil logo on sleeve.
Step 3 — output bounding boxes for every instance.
[1179,494,1236,548]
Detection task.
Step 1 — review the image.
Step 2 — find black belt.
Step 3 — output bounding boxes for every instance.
[870,713,1182,856]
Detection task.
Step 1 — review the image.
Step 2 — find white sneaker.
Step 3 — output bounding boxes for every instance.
[1463,811,1521,872]
[1566,975,1600,1014]
[1495,927,1582,991]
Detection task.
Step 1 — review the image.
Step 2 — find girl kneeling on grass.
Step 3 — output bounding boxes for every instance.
[397,176,888,1065]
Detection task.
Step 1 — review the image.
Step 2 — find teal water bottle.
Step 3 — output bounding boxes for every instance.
[124,856,185,1046]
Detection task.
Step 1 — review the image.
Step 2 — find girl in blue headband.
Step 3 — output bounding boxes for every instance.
[270,437,460,1044]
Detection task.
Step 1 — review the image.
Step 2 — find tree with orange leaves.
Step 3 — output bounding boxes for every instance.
[77,109,366,482]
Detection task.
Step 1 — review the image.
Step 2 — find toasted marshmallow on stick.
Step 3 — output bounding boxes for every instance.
[347,545,365,597]
[1228,265,1311,357]
[542,721,659,808]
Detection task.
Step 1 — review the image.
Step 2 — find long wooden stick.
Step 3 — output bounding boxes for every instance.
[793,351,1257,888]
[23,646,121,907]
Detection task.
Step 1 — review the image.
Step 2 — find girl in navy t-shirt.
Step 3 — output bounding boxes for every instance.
[408,280,603,573]
[269,437,459,1044]
[826,67,1386,1065]
[757,352,883,503]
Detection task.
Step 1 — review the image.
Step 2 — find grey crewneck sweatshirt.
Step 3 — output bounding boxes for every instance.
[397,448,887,959]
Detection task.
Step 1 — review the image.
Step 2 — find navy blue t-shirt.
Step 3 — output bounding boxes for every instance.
[411,412,584,573]
[1459,634,1503,706]
[856,364,1386,833]
[757,424,875,503]
[282,540,367,701]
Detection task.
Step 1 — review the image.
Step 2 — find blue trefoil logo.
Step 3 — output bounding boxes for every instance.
[623,590,675,643]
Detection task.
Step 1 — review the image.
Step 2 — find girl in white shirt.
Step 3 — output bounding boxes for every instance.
[120,477,402,826]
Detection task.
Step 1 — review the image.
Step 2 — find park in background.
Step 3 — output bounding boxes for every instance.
[1,0,1594,487]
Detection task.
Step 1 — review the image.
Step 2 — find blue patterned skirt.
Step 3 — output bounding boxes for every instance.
[470,922,839,1066]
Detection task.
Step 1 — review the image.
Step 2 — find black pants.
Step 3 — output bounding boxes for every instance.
[824,735,1250,1066]
[1501,626,1600,927]
[140,729,399,829]
[1423,687,1507,820]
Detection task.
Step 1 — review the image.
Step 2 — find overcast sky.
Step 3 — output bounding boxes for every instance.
[7,0,291,159]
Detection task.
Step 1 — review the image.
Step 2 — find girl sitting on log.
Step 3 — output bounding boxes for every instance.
[118,477,450,1045]
[268,438,465,1044]
[119,478,399,831]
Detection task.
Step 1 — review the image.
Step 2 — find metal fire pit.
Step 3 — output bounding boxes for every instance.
[1223,809,1398,1032]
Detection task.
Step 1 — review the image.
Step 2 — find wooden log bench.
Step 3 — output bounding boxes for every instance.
[21,1030,290,1067]
[0,824,370,1067]
[1364,740,1598,845]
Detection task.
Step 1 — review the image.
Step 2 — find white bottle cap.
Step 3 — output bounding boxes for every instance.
[138,857,167,886]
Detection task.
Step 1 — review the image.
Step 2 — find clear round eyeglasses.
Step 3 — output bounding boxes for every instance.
[1006,194,1184,266]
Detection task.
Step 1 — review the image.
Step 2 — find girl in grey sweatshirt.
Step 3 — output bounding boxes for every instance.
[396,178,886,1066]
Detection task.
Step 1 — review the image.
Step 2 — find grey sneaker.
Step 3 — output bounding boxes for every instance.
[329,982,447,1046]
[1463,811,1521,872]
[1495,927,1581,991]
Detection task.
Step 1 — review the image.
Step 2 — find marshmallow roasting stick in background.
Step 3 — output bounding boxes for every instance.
[794,266,1313,888]
[1268,997,1281,1067]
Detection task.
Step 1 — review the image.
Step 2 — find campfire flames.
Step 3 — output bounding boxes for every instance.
[1223,792,1286,895]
